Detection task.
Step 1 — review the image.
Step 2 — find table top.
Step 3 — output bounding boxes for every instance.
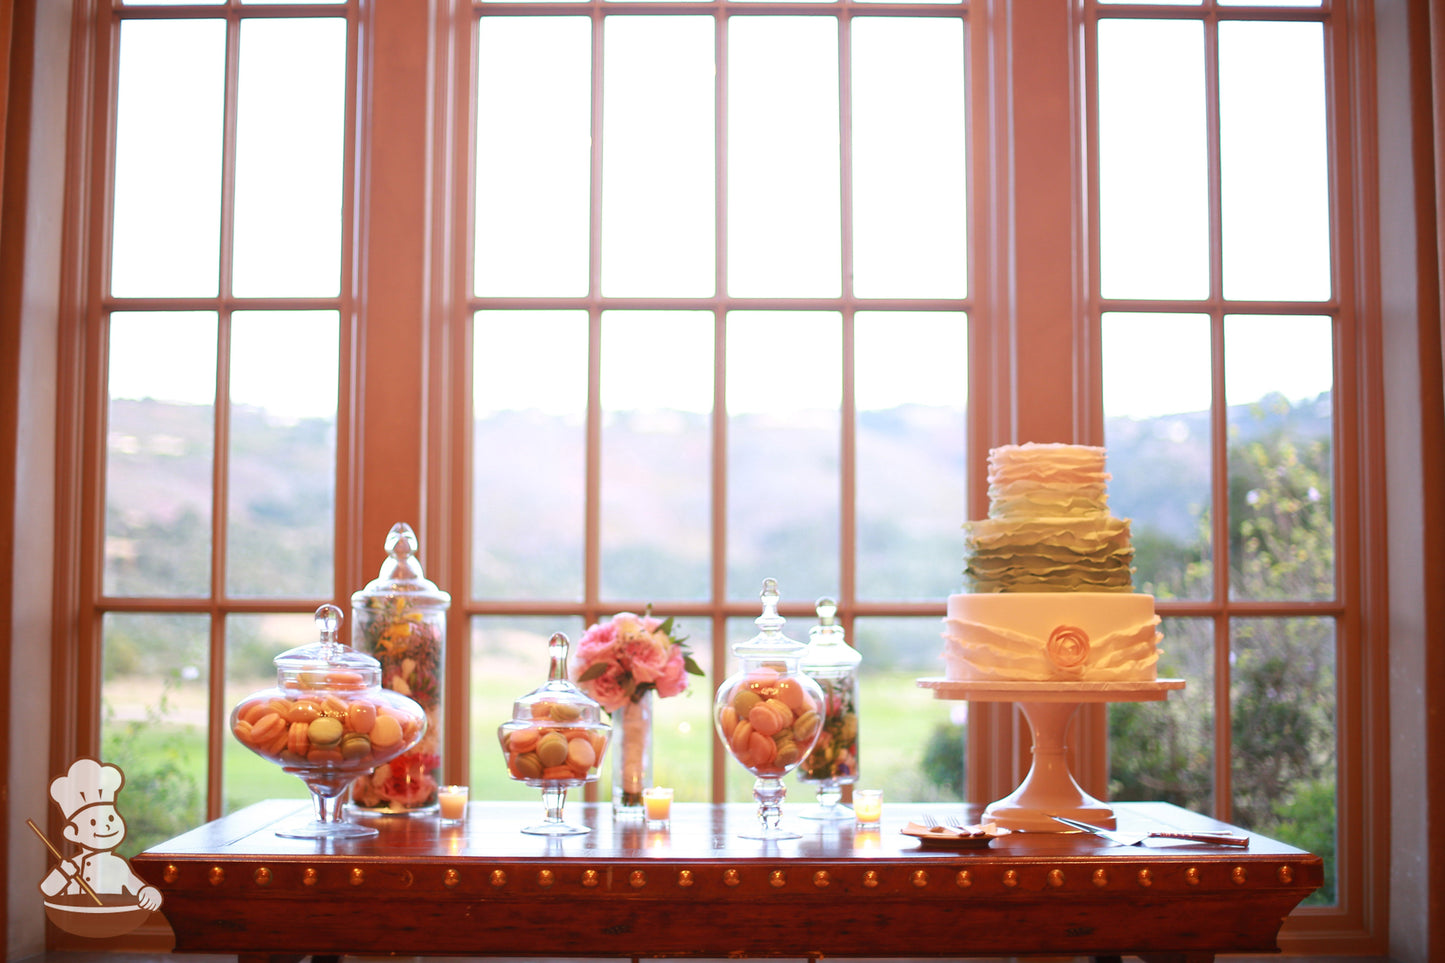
[917,677,1187,702]
[134,799,1323,961]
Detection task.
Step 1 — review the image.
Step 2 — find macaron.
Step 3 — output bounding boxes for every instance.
[513,753,543,779]
[249,712,286,747]
[347,701,376,733]
[732,688,762,718]
[287,721,311,756]
[536,731,569,768]
[308,716,344,749]
[340,733,372,760]
[508,727,540,753]
[369,713,403,748]
[566,736,596,770]
[289,700,323,725]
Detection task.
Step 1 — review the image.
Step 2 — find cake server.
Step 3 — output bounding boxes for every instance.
[1050,814,1250,847]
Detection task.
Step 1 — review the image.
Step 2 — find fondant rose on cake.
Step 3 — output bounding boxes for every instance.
[942,443,1162,683]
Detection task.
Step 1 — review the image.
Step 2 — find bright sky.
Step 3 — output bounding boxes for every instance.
[105,14,1336,424]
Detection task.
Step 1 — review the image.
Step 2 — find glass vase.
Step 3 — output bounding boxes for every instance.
[350,522,450,815]
[612,690,654,816]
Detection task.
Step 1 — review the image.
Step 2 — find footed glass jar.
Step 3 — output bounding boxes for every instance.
[498,632,612,835]
[350,523,450,814]
[231,605,427,839]
[797,597,862,820]
[714,579,825,840]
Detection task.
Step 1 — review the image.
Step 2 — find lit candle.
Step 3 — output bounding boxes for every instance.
[854,789,883,825]
[438,785,469,823]
[642,786,673,824]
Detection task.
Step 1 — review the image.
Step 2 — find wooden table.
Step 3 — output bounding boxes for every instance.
[132,799,1322,963]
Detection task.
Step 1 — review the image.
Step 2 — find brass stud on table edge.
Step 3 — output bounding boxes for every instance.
[443,868,460,888]
[490,869,507,887]
[770,870,786,888]
[910,869,929,888]
[1185,866,1201,887]
[677,869,694,887]
[1091,868,1108,888]
[723,868,740,887]
[163,864,180,884]
[1002,869,1019,888]
[1232,866,1248,885]
[253,866,272,886]
[207,866,225,887]
[302,867,319,887]
[537,869,555,888]
[812,870,831,889]
[629,870,647,889]
[863,870,880,888]
[581,869,600,888]
[349,867,365,887]
[955,869,972,888]
[1278,865,1295,884]
[1046,869,1065,888]
[1137,868,1153,888]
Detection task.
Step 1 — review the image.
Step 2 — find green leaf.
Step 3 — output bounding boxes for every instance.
[576,662,611,682]
[683,654,706,678]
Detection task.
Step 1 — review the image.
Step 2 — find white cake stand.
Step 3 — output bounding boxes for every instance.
[916,678,1186,832]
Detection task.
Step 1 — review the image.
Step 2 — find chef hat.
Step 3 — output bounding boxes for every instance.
[50,758,125,821]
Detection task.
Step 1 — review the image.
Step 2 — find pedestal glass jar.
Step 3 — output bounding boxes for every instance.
[350,523,451,814]
[714,579,825,840]
[230,605,428,839]
[798,597,862,820]
[498,632,613,835]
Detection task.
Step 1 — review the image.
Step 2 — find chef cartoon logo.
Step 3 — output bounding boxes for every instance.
[30,758,163,938]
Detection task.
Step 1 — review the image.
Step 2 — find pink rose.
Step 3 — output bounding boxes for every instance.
[653,648,689,699]
[586,665,631,713]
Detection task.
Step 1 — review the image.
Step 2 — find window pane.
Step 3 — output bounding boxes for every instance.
[101,612,208,857]
[227,311,339,598]
[600,311,713,600]
[831,616,966,803]
[1108,616,1215,814]
[111,19,226,297]
[1231,616,1337,905]
[475,17,592,297]
[726,312,840,601]
[233,18,347,297]
[1102,313,1213,600]
[727,18,840,297]
[473,311,588,600]
[855,312,967,600]
[851,18,967,299]
[1097,19,1208,300]
[106,312,217,597]
[224,613,312,813]
[470,616,586,802]
[601,18,715,297]
[1225,315,1334,601]
[1220,21,1330,301]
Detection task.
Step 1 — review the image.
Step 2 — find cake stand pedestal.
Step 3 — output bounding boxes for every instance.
[915,679,1185,833]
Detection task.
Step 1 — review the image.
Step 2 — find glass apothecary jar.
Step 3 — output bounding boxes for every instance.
[714,579,825,840]
[350,522,451,814]
[797,597,862,820]
[231,605,427,839]
[498,632,612,835]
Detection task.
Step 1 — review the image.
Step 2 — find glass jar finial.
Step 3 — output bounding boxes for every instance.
[315,603,344,658]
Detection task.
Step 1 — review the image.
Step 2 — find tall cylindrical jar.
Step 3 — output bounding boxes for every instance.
[349,522,451,813]
[797,597,862,820]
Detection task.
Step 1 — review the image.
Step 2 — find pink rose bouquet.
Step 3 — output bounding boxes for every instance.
[572,609,705,714]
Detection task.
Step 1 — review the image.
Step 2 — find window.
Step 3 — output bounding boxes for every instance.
[57,0,1383,954]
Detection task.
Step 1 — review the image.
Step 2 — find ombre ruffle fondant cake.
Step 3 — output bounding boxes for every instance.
[942,443,1161,682]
